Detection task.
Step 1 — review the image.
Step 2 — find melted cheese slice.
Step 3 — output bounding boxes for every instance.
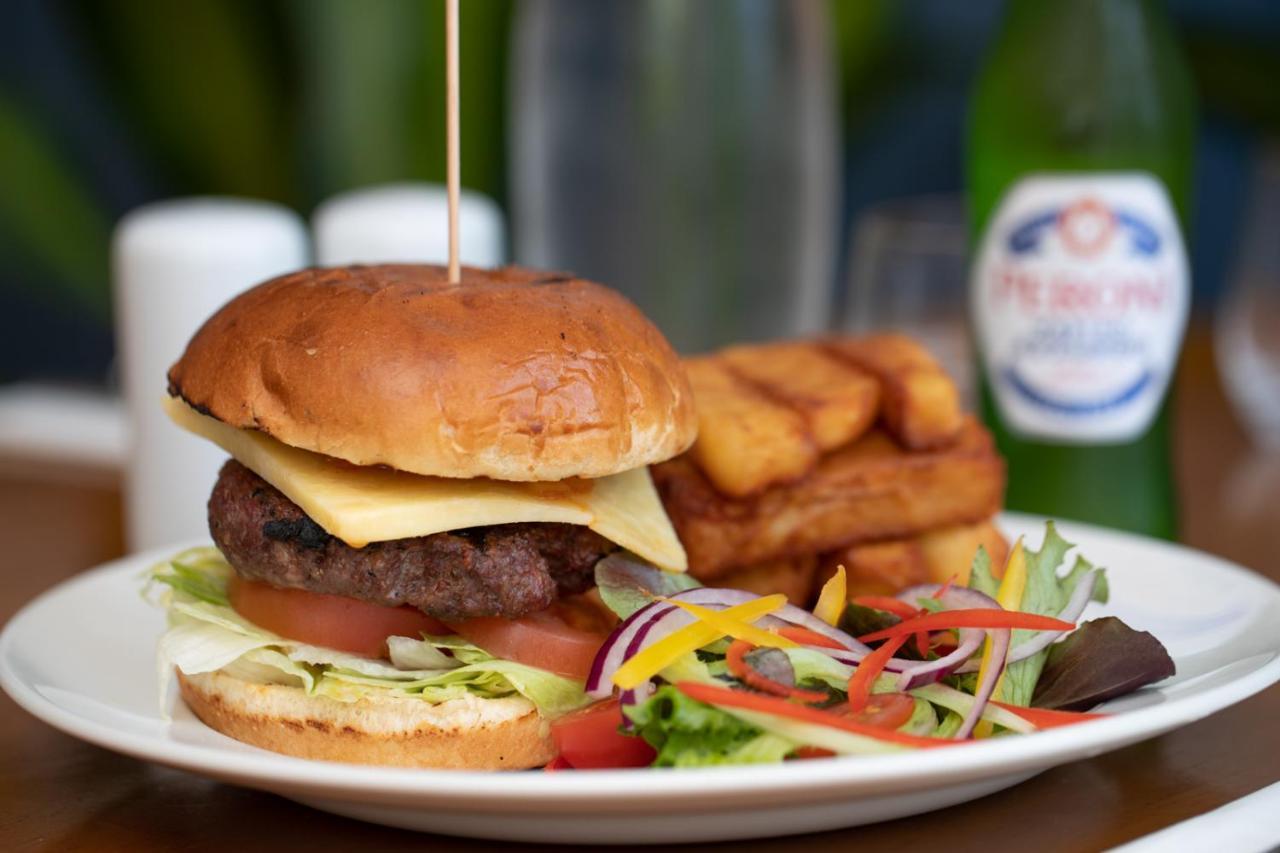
[165,397,687,571]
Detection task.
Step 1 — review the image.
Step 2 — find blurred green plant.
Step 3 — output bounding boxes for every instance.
[0,90,110,317]
[293,0,511,201]
[4,0,513,332]
[73,0,294,202]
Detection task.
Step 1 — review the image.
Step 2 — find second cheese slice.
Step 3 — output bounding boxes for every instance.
[165,397,687,571]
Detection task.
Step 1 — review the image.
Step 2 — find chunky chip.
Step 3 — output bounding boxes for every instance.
[683,357,817,498]
[719,341,880,453]
[653,417,1006,578]
[823,333,963,450]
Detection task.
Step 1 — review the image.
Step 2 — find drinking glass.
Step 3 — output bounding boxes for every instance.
[1216,151,1280,449]
[839,195,974,406]
[511,0,838,353]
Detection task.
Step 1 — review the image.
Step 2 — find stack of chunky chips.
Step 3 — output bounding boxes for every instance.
[652,334,1009,605]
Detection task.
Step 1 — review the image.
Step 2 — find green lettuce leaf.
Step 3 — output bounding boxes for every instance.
[147,550,591,718]
[967,545,999,599]
[899,697,939,737]
[971,523,1109,707]
[934,710,965,739]
[624,685,795,767]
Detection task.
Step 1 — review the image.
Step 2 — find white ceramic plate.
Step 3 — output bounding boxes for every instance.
[3,514,1279,844]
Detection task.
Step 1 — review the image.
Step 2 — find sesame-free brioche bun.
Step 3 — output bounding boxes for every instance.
[167,264,697,481]
[176,669,555,769]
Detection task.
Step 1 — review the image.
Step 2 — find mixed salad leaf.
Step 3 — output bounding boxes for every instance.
[1032,617,1176,711]
[146,547,591,718]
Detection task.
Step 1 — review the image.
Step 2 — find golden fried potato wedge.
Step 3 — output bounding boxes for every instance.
[683,357,817,498]
[818,541,928,601]
[823,333,963,450]
[719,341,880,452]
[812,517,1009,602]
[917,519,1009,587]
[712,555,820,606]
[653,416,1005,578]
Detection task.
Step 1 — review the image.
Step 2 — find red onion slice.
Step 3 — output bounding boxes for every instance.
[894,628,985,691]
[1004,570,1098,663]
[955,628,1010,739]
[896,583,1002,611]
[585,600,670,698]
[954,570,1099,673]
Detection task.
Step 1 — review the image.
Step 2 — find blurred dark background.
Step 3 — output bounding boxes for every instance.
[1,0,1277,384]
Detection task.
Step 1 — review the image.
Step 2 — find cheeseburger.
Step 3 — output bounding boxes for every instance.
[150,264,696,769]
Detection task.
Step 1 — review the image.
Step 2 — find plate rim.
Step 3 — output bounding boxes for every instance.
[3,512,1279,808]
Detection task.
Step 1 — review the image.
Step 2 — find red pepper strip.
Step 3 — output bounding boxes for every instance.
[775,625,847,650]
[544,756,574,771]
[990,701,1106,729]
[851,596,920,620]
[846,634,910,713]
[848,597,930,658]
[925,578,956,654]
[857,609,1074,643]
[726,640,830,703]
[675,681,954,749]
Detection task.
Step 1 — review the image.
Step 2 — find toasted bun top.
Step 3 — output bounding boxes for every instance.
[168,264,697,481]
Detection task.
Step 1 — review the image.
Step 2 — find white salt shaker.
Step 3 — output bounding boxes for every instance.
[312,182,506,267]
[112,198,309,552]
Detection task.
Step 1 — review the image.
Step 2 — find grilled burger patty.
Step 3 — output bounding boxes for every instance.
[208,460,617,621]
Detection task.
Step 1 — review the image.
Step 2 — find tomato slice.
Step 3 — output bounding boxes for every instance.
[549,699,656,769]
[446,602,609,680]
[789,746,836,760]
[846,692,917,730]
[227,576,448,659]
[788,694,917,758]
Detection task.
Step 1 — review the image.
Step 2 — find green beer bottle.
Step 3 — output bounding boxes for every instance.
[966,0,1196,538]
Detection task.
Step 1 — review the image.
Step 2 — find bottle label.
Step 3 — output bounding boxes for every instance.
[971,172,1189,443]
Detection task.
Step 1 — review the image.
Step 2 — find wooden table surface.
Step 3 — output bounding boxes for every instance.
[2,331,1277,852]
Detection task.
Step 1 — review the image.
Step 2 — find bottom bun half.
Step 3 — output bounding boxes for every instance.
[177,669,556,770]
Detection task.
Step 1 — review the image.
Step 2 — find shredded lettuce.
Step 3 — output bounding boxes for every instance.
[899,698,939,737]
[968,523,1109,706]
[146,549,591,718]
[624,685,796,767]
[934,710,964,739]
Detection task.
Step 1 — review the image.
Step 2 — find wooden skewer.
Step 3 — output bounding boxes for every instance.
[445,0,461,283]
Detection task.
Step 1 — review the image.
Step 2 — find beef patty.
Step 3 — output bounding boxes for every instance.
[208,459,617,621]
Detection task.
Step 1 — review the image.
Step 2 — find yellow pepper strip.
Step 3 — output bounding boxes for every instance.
[996,537,1028,611]
[812,565,847,626]
[665,598,799,650]
[975,537,1027,736]
[611,595,789,690]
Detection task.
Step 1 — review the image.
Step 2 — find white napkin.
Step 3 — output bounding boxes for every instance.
[1108,779,1280,853]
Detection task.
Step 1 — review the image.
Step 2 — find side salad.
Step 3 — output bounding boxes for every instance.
[553,522,1174,769]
